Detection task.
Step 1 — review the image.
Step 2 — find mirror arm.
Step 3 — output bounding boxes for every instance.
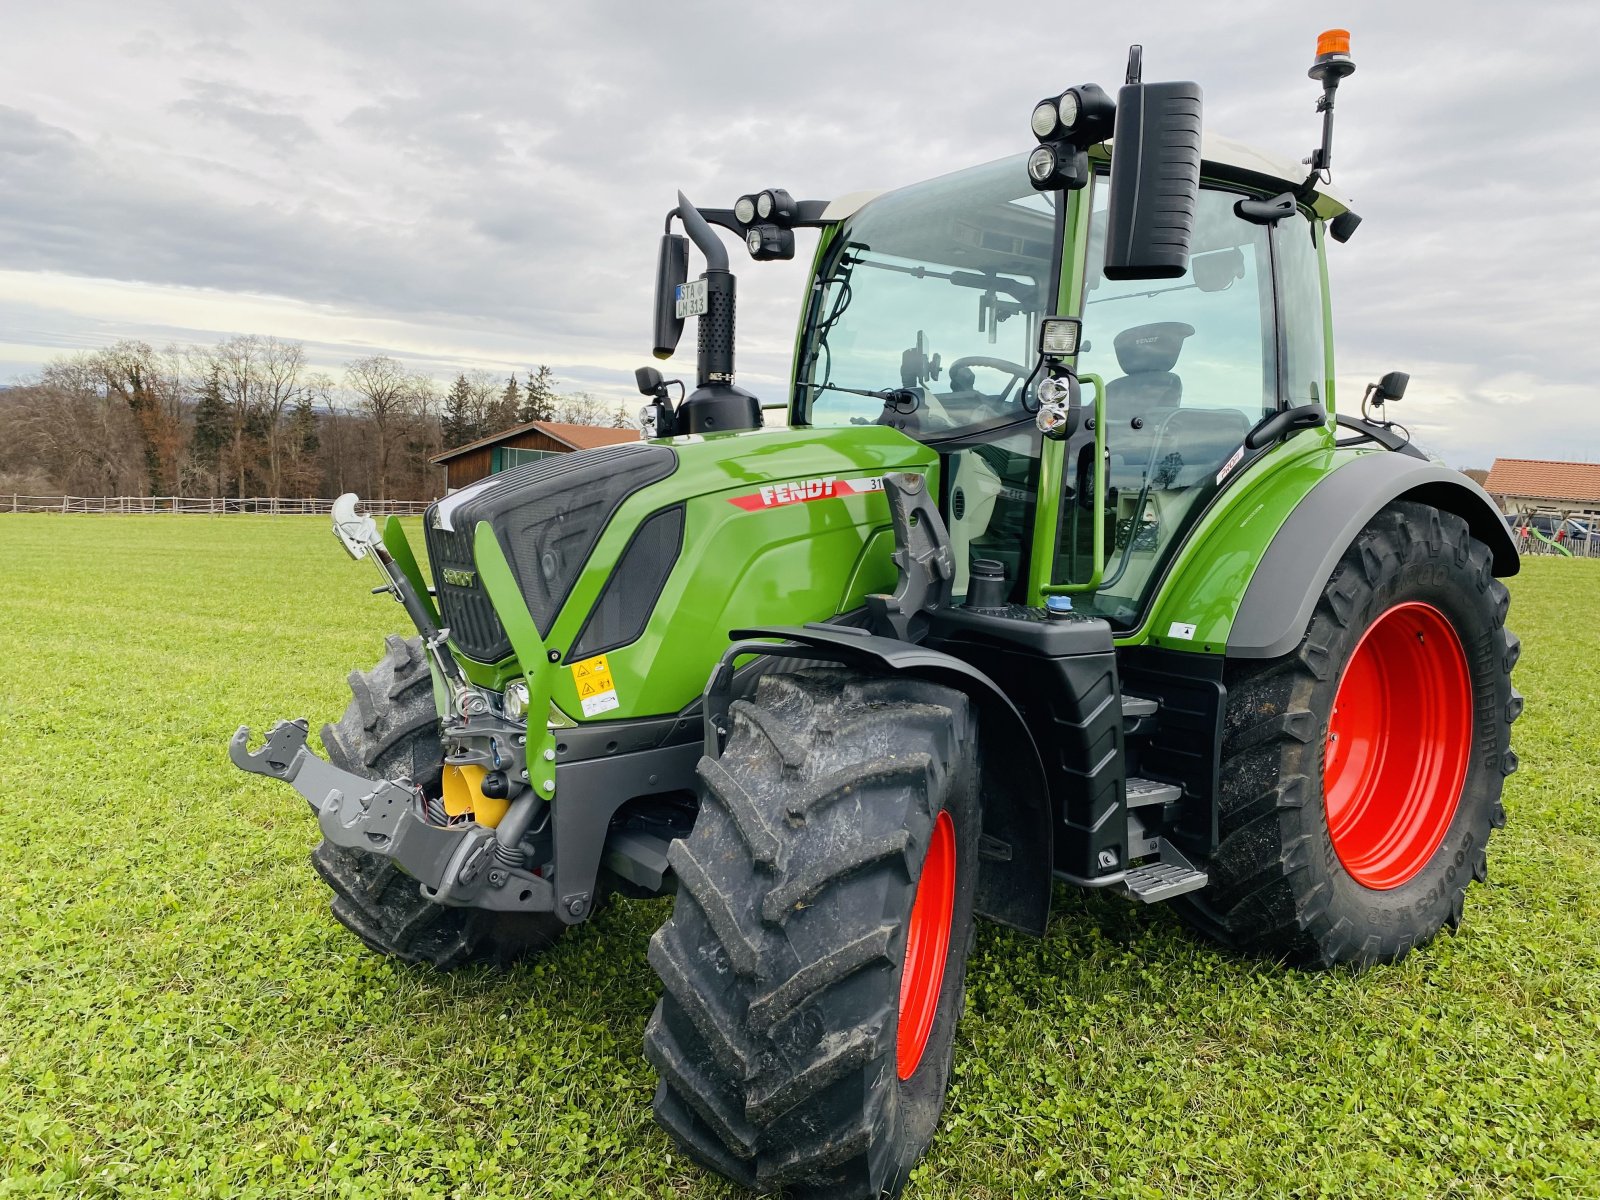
[1244,402,1327,449]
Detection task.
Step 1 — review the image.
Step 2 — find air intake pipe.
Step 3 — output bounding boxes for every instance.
[672,191,762,435]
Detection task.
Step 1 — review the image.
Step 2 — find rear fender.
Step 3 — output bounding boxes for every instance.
[711,624,1053,936]
[1231,455,1518,660]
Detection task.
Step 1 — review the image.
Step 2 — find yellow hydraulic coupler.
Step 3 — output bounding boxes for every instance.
[440,763,510,828]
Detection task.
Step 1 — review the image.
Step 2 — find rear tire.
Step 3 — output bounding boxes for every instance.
[645,669,979,1198]
[1180,501,1521,967]
[313,634,565,969]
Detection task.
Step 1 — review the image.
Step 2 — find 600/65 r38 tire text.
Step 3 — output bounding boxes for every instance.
[311,634,565,970]
[646,669,980,1198]
[1181,500,1521,967]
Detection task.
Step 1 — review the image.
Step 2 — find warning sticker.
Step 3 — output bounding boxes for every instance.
[570,654,620,718]
[728,475,884,511]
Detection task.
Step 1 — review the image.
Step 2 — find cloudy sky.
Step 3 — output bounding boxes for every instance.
[4,1,1598,467]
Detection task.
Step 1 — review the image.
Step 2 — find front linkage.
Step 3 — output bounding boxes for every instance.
[231,717,551,913]
[235,495,592,922]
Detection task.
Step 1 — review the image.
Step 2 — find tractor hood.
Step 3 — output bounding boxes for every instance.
[425,425,935,720]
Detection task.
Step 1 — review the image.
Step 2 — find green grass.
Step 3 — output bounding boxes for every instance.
[1,515,1596,1199]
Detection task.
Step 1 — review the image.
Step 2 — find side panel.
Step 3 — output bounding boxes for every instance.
[1117,430,1344,654]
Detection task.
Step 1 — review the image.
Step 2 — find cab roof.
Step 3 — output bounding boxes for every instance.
[820,133,1351,224]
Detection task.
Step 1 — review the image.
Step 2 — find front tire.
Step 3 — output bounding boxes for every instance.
[313,634,565,969]
[645,669,979,1198]
[1183,501,1521,967]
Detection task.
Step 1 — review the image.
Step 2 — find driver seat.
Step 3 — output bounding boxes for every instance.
[1105,322,1194,427]
[1106,321,1194,482]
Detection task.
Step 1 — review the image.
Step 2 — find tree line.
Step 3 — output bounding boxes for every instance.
[0,338,634,501]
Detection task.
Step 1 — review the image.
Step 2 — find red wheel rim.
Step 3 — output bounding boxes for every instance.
[897,810,956,1080]
[1324,601,1473,890]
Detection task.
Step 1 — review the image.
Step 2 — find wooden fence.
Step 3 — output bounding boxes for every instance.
[3,496,433,516]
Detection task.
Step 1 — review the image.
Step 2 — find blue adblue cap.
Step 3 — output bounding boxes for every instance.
[1045,595,1074,615]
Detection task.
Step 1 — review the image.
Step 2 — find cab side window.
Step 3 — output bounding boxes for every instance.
[1061,181,1279,624]
[1277,212,1329,409]
[1079,182,1275,426]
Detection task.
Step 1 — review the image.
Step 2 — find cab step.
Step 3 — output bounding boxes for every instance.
[1118,839,1209,903]
[1120,693,1159,736]
[1125,776,1181,808]
[1120,694,1158,719]
[1122,860,1209,902]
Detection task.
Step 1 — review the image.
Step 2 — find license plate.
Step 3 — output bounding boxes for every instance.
[675,279,707,319]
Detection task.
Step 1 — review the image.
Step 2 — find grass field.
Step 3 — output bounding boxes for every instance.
[1,515,1597,1199]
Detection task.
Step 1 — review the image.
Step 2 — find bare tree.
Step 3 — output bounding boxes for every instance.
[38,342,185,495]
[345,355,434,499]
[0,374,144,495]
[555,391,611,426]
[255,337,307,496]
[467,370,502,434]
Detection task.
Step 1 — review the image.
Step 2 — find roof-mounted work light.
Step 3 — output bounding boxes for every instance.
[1029,84,1116,144]
[1027,83,1114,192]
[745,223,795,261]
[755,188,796,223]
[731,188,801,259]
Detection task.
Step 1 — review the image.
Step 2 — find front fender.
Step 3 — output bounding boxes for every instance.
[719,624,1054,936]
[1229,453,1517,660]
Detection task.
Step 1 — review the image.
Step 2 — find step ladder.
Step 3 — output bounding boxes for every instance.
[1118,833,1208,903]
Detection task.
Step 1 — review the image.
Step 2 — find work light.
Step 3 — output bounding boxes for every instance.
[1030,84,1116,145]
[1027,145,1058,183]
[744,223,795,261]
[1056,89,1081,130]
[734,195,757,224]
[753,188,797,225]
[1038,316,1083,359]
[1030,100,1059,139]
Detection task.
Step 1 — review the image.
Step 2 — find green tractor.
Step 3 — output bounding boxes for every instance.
[234,32,1521,1198]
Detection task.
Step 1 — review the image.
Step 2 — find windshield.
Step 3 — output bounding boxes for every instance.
[795,156,1060,439]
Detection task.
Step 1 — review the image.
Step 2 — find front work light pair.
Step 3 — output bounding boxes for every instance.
[1028,84,1116,191]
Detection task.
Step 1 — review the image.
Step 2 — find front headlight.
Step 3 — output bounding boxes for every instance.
[503,679,530,720]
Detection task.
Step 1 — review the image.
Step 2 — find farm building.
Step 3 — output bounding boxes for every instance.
[430,419,641,491]
[1484,458,1600,521]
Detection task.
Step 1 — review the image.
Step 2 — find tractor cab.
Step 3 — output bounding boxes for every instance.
[793,134,1342,629]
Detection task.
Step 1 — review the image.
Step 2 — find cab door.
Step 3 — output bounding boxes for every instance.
[1053,177,1328,629]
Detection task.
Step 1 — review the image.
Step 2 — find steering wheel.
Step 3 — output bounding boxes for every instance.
[947,356,1033,404]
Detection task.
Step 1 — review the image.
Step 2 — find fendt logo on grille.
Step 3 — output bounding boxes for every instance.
[441,567,477,587]
[728,475,885,511]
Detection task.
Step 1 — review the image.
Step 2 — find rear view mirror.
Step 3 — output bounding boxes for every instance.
[1377,371,1408,401]
[652,233,689,360]
[1192,247,1244,292]
[1103,80,1203,280]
